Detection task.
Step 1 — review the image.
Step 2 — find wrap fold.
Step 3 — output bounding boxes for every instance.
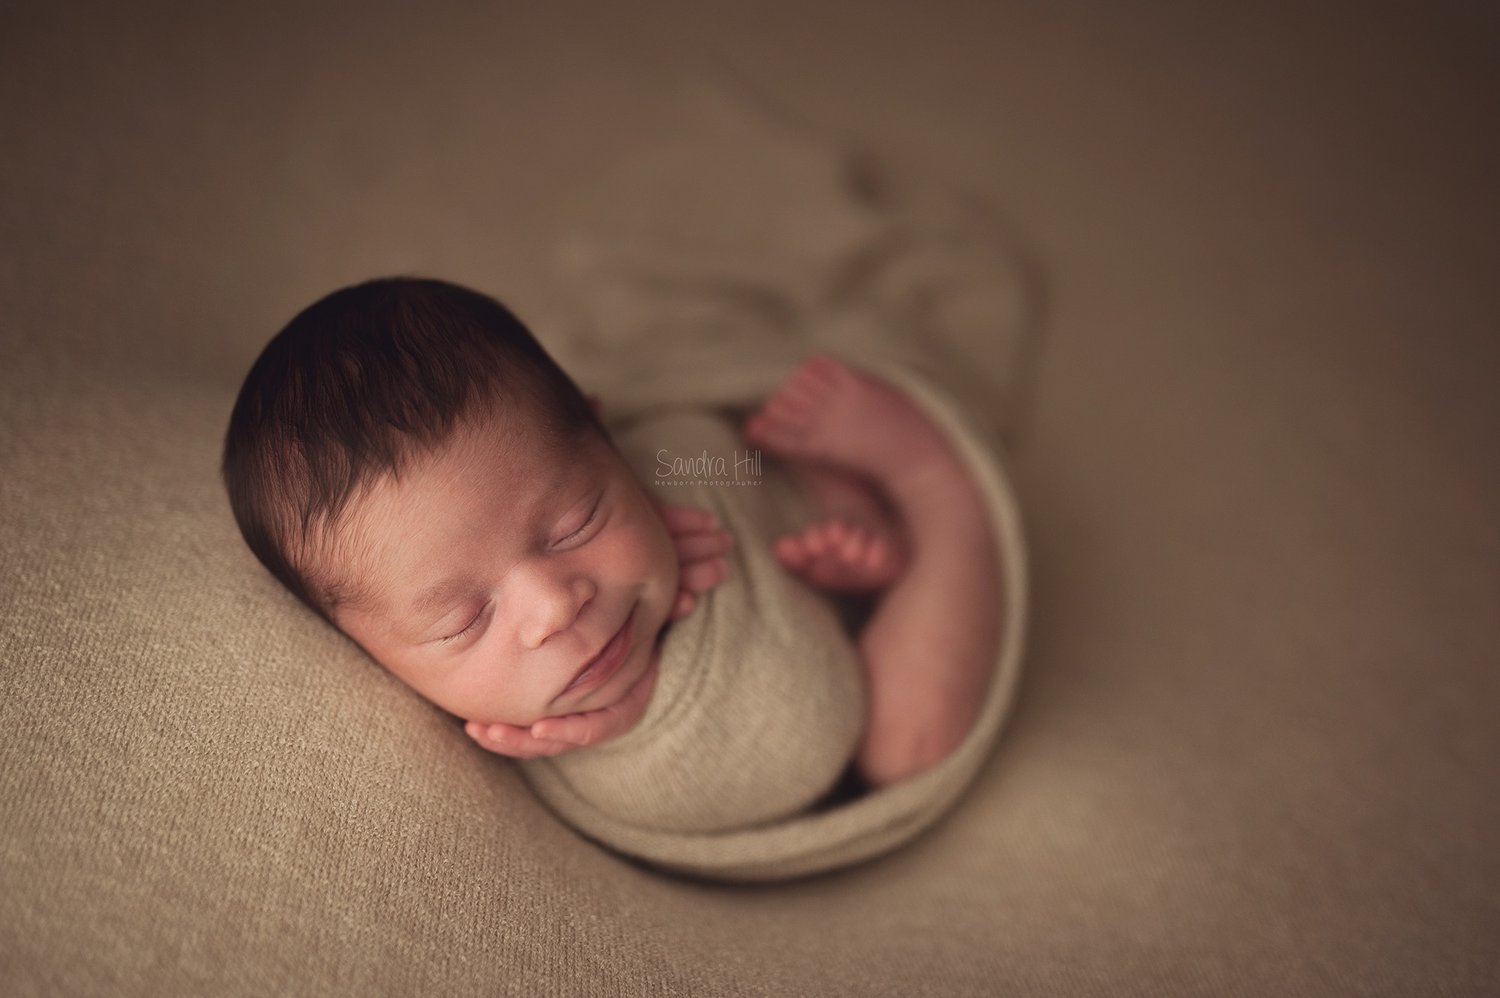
[518,77,1032,880]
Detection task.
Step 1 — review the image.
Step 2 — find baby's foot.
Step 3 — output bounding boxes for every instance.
[743,354,952,496]
[774,518,907,593]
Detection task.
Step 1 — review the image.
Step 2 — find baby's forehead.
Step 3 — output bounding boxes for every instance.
[392,409,582,504]
[334,410,603,548]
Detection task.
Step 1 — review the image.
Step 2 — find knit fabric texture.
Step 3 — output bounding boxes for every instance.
[517,362,1028,881]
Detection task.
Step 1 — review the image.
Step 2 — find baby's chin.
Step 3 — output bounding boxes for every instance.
[535,629,662,738]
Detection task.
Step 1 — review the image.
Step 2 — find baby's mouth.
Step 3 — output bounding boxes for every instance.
[560,605,636,697]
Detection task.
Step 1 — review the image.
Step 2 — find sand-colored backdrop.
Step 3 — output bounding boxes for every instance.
[2,1,1496,993]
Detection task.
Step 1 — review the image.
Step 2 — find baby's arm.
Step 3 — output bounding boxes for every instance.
[463,500,732,759]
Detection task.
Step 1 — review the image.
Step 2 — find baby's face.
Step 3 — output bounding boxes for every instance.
[330,404,678,728]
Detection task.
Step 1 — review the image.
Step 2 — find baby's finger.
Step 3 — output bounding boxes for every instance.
[532,708,623,748]
[678,557,728,594]
[657,502,720,534]
[667,589,696,621]
[465,720,574,759]
[672,528,734,562]
[465,721,521,756]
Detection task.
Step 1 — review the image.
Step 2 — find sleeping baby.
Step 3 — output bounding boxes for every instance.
[222,275,1004,837]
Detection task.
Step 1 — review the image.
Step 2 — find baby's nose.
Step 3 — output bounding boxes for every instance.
[518,573,595,649]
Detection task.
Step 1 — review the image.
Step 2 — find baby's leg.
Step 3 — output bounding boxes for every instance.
[745,355,1003,787]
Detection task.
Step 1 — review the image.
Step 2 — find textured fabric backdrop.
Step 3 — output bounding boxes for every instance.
[2,1,1497,995]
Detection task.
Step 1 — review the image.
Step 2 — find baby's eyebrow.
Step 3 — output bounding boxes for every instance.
[407,576,478,620]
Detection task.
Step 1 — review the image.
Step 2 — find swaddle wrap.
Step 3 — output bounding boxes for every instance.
[518,407,868,835]
[520,80,1033,879]
[516,362,1027,882]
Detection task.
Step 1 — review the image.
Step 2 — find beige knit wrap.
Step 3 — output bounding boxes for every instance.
[517,362,1028,882]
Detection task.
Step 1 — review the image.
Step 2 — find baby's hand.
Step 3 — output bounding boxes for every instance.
[464,656,659,758]
[654,500,734,620]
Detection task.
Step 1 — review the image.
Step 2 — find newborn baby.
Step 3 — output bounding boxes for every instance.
[222,276,1001,805]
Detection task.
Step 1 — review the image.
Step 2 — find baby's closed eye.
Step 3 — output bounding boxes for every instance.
[439,602,492,644]
[552,492,604,548]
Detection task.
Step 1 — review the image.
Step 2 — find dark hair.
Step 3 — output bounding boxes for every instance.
[221,276,599,622]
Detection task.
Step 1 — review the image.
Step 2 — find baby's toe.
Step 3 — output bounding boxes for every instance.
[765,391,815,427]
[839,528,871,563]
[744,411,793,449]
[774,534,810,567]
[798,354,846,390]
